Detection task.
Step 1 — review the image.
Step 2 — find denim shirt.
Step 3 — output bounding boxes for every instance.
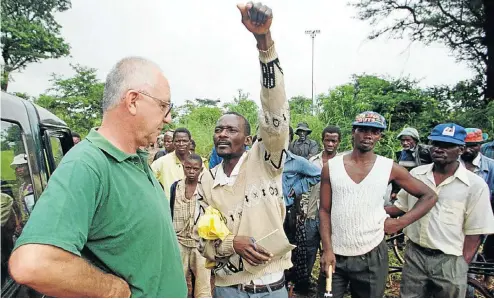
[464,154,494,202]
[478,154,494,202]
[481,141,494,160]
[282,151,321,206]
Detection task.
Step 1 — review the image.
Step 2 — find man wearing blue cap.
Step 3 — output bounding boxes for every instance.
[391,123,494,297]
[319,111,438,298]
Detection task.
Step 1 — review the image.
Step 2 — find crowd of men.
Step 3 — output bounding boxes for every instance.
[6,2,494,298]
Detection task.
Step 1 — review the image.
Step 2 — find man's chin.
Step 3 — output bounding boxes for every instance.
[217,151,232,159]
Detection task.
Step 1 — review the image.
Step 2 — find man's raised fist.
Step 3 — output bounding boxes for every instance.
[237,2,273,35]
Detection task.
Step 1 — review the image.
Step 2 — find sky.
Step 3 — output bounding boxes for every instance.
[8,0,475,106]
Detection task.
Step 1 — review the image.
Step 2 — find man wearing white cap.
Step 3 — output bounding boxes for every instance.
[395,127,432,170]
[10,154,34,221]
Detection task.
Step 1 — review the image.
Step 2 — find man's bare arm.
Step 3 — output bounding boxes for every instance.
[384,205,406,218]
[9,244,130,298]
[319,164,336,275]
[463,235,481,263]
[385,163,438,233]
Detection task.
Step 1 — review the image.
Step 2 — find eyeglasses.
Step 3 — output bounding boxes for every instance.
[136,90,173,118]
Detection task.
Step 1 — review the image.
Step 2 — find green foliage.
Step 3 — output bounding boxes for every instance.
[1,0,71,90]
[177,106,223,157]
[351,0,492,101]
[35,64,104,136]
[1,150,16,181]
[289,96,313,115]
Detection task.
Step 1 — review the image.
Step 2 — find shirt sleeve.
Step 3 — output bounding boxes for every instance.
[256,44,290,177]
[464,182,494,235]
[14,159,102,256]
[394,189,410,212]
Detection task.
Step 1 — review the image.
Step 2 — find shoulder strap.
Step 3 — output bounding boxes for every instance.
[169,180,179,219]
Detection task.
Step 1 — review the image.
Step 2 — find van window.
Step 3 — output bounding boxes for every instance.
[1,121,34,286]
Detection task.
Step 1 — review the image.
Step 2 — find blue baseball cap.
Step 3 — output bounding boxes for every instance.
[428,123,466,145]
[352,111,387,130]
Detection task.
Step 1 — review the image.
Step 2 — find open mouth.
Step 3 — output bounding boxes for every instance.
[217,142,230,148]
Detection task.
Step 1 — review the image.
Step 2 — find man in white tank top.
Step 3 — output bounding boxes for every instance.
[318,111,438,298]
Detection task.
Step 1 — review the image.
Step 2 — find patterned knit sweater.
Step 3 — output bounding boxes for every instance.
[197,44,292,287]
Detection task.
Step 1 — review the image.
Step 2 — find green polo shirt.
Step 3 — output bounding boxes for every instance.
[14,129,187,298]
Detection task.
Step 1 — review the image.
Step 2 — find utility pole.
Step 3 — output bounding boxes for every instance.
[305,29,320,115]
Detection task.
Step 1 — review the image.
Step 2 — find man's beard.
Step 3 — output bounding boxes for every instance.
[461,152,477,162]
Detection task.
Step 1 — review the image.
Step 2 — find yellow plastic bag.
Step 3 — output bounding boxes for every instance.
[197,206,230,241]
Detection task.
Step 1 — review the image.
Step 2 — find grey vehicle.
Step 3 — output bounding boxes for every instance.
[1,91,74,297]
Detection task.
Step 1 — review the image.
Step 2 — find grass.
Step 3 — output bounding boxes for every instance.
[1,150,16,181]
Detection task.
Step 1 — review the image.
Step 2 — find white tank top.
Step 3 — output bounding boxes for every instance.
[328,154,393,256]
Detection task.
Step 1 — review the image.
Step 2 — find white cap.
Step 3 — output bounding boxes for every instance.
[10,153,27,167]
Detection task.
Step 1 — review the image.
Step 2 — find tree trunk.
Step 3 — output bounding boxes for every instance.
[1,69,9,91]
[484,0,494,102]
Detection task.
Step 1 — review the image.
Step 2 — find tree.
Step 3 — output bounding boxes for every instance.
[1,0,71,91]
[289,96,313,115]
[318,75,447,157]
[195,98,221,107]
[35,65,104,136]
[352,0,493,102]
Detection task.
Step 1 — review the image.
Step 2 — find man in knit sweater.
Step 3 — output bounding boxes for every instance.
[197,2,292,297]
[319,111,438,298]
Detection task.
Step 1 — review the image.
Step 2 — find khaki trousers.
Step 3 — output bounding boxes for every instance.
[179,244,212,298]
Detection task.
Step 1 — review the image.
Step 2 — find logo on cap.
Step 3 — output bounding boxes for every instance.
[442,126,455,137]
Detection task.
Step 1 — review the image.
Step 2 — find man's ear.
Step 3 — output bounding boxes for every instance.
[245,135,253,147]
[458,145,465,156]
[124,90,139,116]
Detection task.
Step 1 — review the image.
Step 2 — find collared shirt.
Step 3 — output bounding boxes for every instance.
[213,152,248,188]
[481,141,494,159]
[14,128,187,297]
[395,163,494,256]
[151,151,185,200]
[172,180,200,248]
[282,151,320,206]
[461,154,494,201]
[460,153,481,174]
[289,138,319,159]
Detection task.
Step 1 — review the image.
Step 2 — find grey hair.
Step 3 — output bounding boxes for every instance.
[102,56,163,112]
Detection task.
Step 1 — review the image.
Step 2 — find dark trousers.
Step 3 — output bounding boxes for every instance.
[305,218,320,277]
[317,239,388,298]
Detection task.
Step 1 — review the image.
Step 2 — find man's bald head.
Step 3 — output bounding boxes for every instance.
[102,56,168,112]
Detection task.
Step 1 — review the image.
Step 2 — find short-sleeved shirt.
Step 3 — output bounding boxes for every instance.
[481,141,494,159]
[395,163,494,256]
[151,151,185,200]
[14,129,187,298]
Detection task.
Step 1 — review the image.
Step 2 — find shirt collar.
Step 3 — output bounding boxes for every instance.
[212,151,248,188]
[459,153,482,171]
[179,179,199,196]
[417,162,471,186]
[85,128,144,162]
[472,153,481,167]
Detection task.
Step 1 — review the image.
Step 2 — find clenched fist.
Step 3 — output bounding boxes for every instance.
[237,2,273,35]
